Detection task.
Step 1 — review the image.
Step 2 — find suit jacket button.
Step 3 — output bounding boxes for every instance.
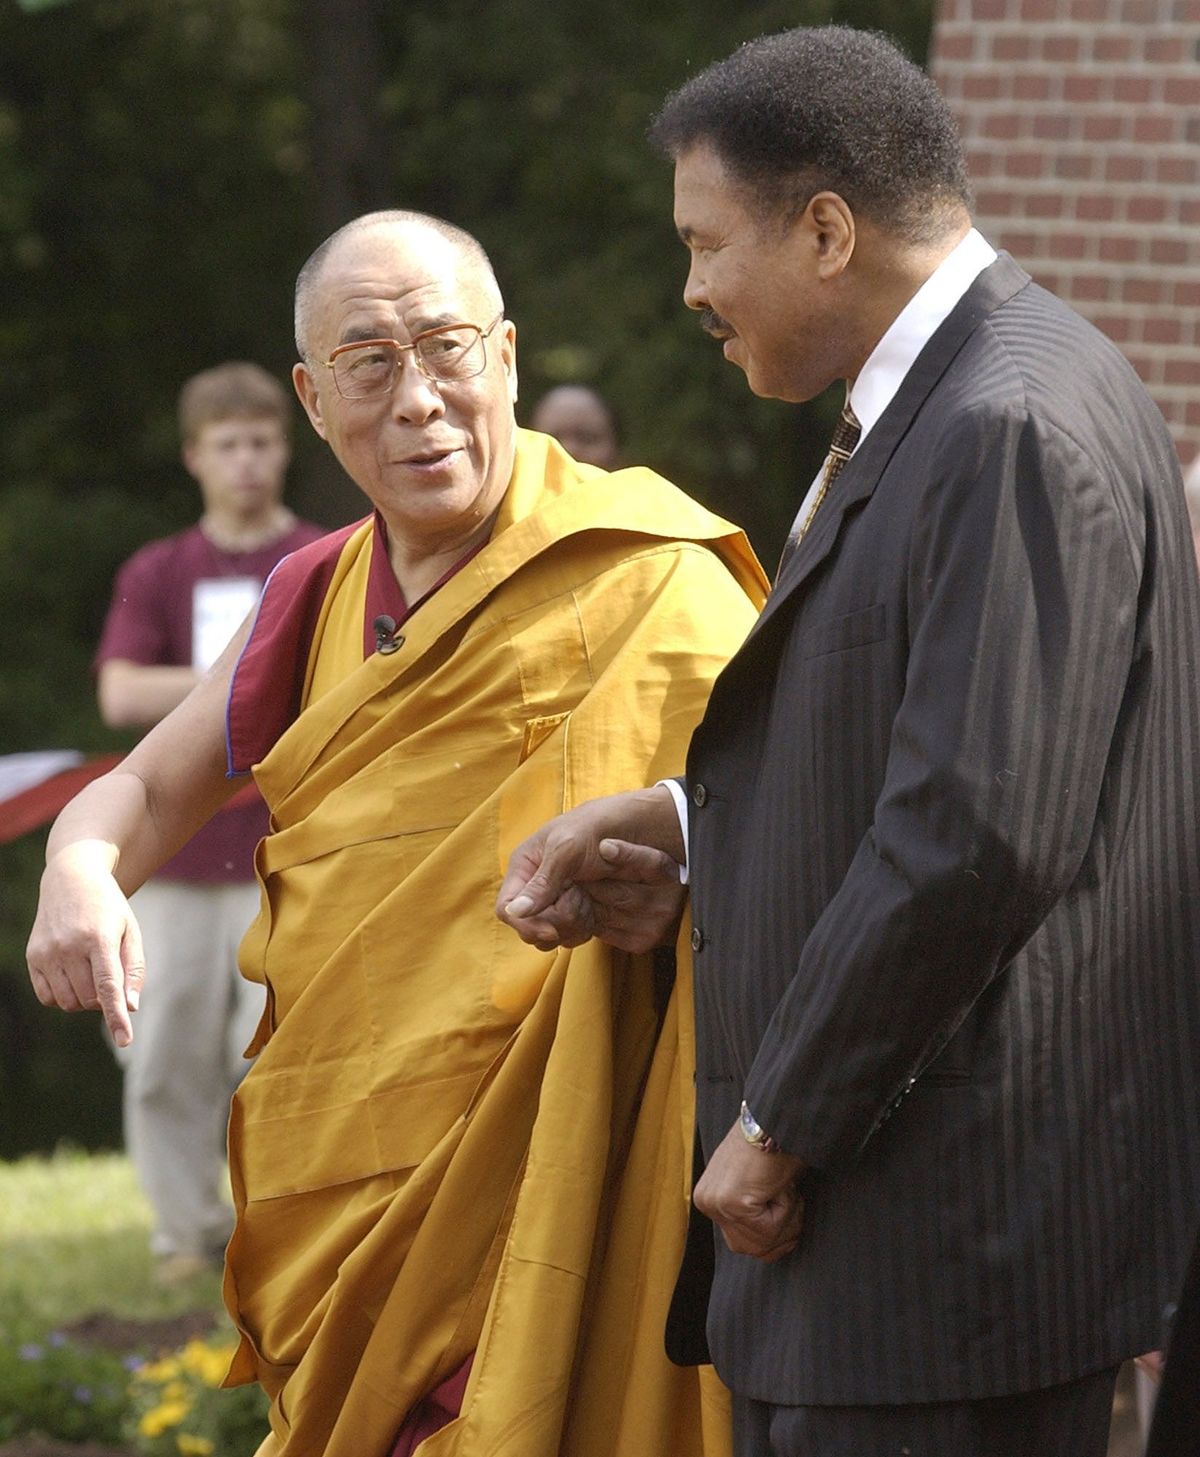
[692,782,708,807]
[690,926,705,952]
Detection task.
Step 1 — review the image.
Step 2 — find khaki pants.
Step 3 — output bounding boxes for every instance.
[113,879,263,1258]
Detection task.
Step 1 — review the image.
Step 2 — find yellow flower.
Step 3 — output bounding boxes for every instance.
[139,1356,182,1384]
[138,1409,165,1439]
[177,1436,215,1456]
[179,1339,210,1374]
[179,1336,236,1386]
[137,1397,192,1437]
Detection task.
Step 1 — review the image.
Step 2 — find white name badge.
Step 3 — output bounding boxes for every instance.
[193,577,261,670]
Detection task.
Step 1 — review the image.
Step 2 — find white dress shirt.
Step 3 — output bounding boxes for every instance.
[661,228,998,877]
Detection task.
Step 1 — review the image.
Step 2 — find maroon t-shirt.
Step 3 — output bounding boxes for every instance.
[95,519,326,882]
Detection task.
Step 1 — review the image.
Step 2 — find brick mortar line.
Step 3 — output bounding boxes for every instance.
[934,18,1200,29]
[975,219,1200,237]
[973,193,1200,207]
[946,83,1200,100]
[935,27,1200,41]
[965,139,1200,150]
[968,169,1200,182]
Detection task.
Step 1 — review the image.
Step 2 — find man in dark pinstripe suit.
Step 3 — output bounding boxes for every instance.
[499,25,1200,1456]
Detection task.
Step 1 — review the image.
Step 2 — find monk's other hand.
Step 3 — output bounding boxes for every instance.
[694,1120,808,1263]
[26,842,145,1048]
[498,786,685,950]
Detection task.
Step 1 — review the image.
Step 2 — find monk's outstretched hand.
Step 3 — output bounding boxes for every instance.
[497,787,687,953]
[26,842,145,1048]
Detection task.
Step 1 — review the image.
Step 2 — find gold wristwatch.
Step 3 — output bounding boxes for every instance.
[739,1100,781,1154]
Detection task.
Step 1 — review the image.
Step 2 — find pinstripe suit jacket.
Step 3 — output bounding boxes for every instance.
[670,254,1200,1404]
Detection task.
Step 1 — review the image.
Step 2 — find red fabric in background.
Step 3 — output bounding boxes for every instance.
[0,754,124,843]
[0,754,261,845]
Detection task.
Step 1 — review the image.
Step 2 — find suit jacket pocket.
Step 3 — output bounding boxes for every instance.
[800,602,887,659]
[919,1004,979,1085]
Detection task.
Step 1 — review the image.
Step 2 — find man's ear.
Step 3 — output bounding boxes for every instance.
[805,192,856,280]
[293,362,328,441]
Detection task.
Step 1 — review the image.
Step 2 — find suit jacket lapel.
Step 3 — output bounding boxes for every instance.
[748,254,1032,646]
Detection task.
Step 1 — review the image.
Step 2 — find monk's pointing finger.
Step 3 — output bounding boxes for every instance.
[93,944,134,1048]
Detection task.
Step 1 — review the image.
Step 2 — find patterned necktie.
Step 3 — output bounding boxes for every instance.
[776,393,862,582]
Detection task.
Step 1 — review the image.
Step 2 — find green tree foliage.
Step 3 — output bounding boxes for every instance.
[0,0,933,1154]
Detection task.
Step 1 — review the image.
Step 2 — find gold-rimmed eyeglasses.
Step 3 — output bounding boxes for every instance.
[324,312,505,399]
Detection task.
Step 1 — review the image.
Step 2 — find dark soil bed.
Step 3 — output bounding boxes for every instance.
[0,1442,134,1457]
[59,1309,218,1355]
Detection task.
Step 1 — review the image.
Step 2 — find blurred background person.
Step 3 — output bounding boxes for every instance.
[94,361,324,1282]
[531,384,621,469]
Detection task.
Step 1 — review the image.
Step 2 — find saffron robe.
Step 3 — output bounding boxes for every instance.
[222,430,767,1456]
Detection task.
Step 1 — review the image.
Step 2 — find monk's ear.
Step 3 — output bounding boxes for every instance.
[293,362,328,442]
[499,319,518,406]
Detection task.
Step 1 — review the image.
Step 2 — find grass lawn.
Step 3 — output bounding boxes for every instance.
[0,1148,226,1341]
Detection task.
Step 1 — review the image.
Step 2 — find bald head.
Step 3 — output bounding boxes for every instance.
[532,385,621,470]
[294,210,502,362]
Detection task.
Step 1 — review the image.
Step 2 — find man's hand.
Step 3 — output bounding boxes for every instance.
[26,842,145,1048]
[497,787,687,952]
[1135,1350,1165,1382]
[694,1120,807,1263]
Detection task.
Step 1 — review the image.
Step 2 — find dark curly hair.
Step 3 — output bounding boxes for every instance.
[649,26,972,243]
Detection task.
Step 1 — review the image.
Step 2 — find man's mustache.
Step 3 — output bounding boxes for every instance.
[700,309,734,340]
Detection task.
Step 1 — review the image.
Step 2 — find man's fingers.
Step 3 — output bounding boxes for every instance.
[498,829,586,922]
[1135,1351,1165,1381]
[589,878,688,952]
[695,1125,808,1261]
[503,872,563,922]
[505,885,598,950]
[596,838,682,884]
[496,837,552,920]
[754,1236,801,1264]
[716,1194,806,1261]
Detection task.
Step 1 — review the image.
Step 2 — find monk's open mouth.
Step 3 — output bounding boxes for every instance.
[404,449,457,468]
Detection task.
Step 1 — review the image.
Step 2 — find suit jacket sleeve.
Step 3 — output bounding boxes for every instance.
[743,405,1141,1168]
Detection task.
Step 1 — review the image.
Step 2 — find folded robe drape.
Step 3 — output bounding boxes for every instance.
[220,431,767,1457]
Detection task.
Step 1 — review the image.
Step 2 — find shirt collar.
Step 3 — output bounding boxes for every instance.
[848,228,997,444]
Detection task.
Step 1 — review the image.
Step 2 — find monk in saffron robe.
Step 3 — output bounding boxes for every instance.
[27,209,766,1457]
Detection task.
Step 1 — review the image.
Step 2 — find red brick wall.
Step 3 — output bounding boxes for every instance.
[931,0,1200,464]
